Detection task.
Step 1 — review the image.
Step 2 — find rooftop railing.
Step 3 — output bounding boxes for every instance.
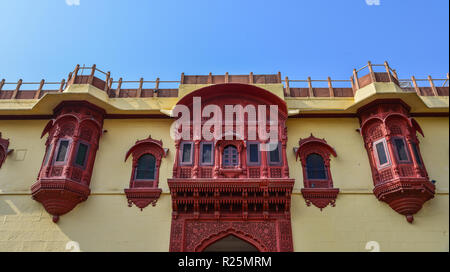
[0,62,448,99]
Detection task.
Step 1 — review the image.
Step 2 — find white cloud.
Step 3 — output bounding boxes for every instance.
[66,0,80,6]
[365,0,380,5]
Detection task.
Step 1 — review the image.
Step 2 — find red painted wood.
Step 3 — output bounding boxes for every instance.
[169,83,294,252]
[124,136,167,210]
[0,132,10,169]
[358,99,435,223]
[31,101,105,223]
[296,134,340,210]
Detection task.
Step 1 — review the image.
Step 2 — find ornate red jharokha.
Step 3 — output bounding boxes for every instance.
[31,101,105,223]
[358,99,435,223]
[124,136,168,210]
[0,132,13,169]
[168,84,295,252]
[296,134,339,210]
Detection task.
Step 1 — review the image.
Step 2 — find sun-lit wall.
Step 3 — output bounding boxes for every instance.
[0,115,448,251]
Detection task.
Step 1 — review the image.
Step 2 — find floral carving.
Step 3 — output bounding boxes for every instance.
[31,101,105,223]
[124,136,167,210]
[358,99,435,223]
[296,134,339,210]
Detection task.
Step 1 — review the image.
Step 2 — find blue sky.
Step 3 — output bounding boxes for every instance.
[0,0,448,85]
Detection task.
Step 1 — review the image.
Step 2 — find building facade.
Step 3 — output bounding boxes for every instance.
[0,62,448,252]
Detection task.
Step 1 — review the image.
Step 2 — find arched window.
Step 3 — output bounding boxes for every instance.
[124,136,167,210]
[223,145,238,167]
[306,154,327,180]
[296,135,339,210]
[135,154,156,180]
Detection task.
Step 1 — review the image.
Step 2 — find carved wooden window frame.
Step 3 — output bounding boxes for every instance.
[296,135,339,210]
[246,141,260,166]
[373,138,391,169]
[391,136,411,164]
[124,136,167,210]
[305,153,328,183]
[73,140,91,169]
[222,144,239,167]
[53,138,72,165]
[200,141,214,166]
[180,141,194,166]
[42,143,53,167]
[267,142,282,166]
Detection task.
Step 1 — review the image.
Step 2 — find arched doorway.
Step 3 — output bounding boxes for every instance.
[202,234,259,252]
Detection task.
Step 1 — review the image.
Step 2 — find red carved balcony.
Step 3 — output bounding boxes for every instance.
[31,101,105,223]
[358,99,435,223]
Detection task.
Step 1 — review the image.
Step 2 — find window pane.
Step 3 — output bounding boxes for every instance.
[75,143,89,167]
[202,144,212,164]
[136,154,156,180]
[412,143,422,165]
[306,154,327,180]
[394,138,408,161]
[375,142,388,165]
[182,143,192,163]
[223,145,238,166]
[269,144,280,163]
[55,140,69,162]
[249,144,259,163]
[43,144,52,165]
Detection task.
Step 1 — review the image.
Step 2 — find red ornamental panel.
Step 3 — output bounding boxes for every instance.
[358,99,435,223]
[31,101,105,223]
[169,83,294,251]
[0,132,12,169]
[296,134,339,210]
[170,218,293,252]
[124,136,168,210]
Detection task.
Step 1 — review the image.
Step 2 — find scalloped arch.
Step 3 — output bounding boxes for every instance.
[195,228,266,252]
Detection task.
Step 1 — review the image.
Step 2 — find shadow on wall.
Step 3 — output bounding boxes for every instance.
[0,195,172,252]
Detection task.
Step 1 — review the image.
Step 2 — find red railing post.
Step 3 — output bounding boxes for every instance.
[0,79,5,94]
[307,77,314,97]
[180,72,185,84]
[368,61,376,83]
[428,75,438,96]
[284,76,290,97]
[352,69,360,90]
[411,76,420,95]
[12,79,23,99]
[88,64,96,85]
[104,71,110,92]
[116,78,123,97]
[384,61,393,82]
[327,77,334,97]
[59,79,66,92]
[34,79,45,99]
[137,77,144,97]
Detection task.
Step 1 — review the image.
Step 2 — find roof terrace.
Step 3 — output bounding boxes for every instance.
[0,61,448,100]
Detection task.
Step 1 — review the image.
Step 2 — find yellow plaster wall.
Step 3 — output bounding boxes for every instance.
[286,118,374,192]
[0,117,448,251]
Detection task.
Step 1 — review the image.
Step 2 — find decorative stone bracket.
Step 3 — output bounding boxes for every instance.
[124,187,163,211]
[301,188,340,211]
